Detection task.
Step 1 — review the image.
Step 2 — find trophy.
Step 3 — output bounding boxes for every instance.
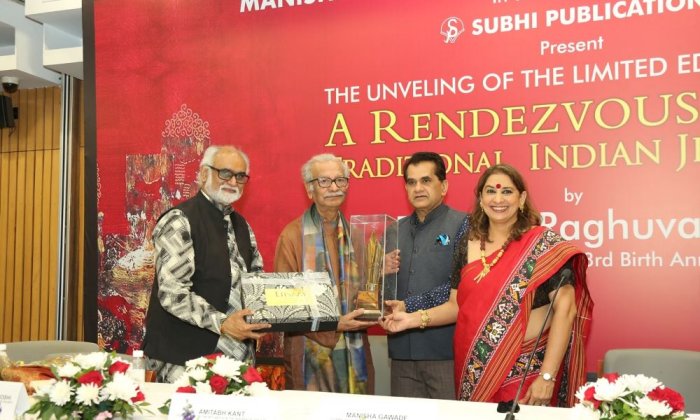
[349,214,398,321]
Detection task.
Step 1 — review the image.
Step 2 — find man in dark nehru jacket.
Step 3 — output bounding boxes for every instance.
[386,151,469,399]
[143,145,270,383]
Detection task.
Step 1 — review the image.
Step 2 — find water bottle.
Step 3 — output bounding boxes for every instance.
[130,350,146,384]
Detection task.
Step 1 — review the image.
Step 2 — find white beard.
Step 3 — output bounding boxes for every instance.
[205,176,241,205]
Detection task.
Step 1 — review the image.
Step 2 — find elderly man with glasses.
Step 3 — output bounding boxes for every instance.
[274,153,377,394]
[143,145,270,383]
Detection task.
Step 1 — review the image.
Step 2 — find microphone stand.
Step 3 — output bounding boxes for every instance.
[504,271,569,420]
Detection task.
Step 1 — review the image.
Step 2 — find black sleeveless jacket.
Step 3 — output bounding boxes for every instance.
[143,192,252,365]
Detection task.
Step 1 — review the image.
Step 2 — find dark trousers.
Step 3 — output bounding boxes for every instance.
[391,359,455,400]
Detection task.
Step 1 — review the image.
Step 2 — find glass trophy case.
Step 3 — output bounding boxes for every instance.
[349,214,398,321]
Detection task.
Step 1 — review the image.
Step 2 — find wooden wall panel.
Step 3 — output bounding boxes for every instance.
[22,89,38,340]
[4,151,18,339]
[0,146,13,339]
[38,90,57,340]
[76,81,86,342]
[0,84,84,344]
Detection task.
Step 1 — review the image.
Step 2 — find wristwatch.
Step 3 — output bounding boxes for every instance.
[540,372,555,382]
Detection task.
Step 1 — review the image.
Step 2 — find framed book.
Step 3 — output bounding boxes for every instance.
[241,272,340,332]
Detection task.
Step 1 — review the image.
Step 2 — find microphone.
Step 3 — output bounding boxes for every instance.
[503,267,570,420]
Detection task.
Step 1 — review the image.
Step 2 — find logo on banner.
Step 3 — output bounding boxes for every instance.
[440,17,465,43]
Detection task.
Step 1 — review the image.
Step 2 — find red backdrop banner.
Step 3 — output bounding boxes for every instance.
[93,0,700,371]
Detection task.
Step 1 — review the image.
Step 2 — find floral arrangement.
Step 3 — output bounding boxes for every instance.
[158,353,268,414]
[157,353,268,414]
[171,353,269,396]
[571,373,688,420]
[25,352,148,420]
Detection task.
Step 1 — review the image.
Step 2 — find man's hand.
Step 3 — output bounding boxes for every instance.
[337,308,378,332]
[220,309,271,341]
[384,299,406,314]
[384,249,401,274]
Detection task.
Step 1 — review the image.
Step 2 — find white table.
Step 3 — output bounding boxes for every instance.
[27,383,700,420]
[140,383,570,420]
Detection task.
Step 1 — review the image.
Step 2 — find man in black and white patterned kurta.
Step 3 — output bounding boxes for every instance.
[143,145,270,383]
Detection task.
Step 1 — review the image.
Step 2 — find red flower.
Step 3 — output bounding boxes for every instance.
[583,386,601,409]
[77,370,105,387]
[242,366,264,383]
[209,374,229,394]
[176,386,196,393]
[602,372,620,383]
[648,386,685,412]
[108,361,131,376]
[131,390,145,402]
[204,353,223,361]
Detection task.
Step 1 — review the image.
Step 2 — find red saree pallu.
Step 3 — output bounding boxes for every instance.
[490,334,548,403]
[454,227,593,407]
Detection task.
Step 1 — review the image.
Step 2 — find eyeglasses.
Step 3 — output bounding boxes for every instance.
[307,177,349,188]
[206,165,250,184]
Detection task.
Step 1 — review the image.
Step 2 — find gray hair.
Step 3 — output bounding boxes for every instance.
[301,153,349,190]
[198,145,250,186]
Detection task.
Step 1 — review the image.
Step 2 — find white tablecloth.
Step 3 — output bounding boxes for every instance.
[138,383,569,420]
[26,383,700,420]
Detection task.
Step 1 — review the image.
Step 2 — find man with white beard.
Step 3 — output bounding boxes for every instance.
[274,153,377,394]
[143,145,270,383]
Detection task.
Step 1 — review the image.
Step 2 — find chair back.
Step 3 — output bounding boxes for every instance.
[4,340,100,363]
[603,348,700,414]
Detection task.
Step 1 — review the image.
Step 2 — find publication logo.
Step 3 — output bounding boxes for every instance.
[440,17,465,43]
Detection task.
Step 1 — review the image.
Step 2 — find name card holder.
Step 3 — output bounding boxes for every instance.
[168,393,283,420]
[0,381,29,420]
[309,393,438,420]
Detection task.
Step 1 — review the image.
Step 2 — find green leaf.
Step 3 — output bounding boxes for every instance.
[39,407,51,420]
[159,398,172,414]
[25,402,41,414]
[43,404,58,420]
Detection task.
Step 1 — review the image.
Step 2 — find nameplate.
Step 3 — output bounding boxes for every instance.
[168,393,282,420]
[0,381,29,420]
[310,393,437,420]
[264,287,316,306]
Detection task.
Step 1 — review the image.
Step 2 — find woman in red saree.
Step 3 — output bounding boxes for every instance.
[381,164,593,407]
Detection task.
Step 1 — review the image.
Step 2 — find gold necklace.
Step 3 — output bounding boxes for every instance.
[474,237,511,283]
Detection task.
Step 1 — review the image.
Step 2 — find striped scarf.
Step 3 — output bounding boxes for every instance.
[300,204,370,394]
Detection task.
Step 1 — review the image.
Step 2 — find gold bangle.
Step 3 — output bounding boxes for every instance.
[418,309,430,329]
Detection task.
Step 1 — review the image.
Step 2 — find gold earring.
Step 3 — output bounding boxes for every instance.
[519,203,524,212]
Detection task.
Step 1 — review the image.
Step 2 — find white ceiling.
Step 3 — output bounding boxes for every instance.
[0,0,82,89]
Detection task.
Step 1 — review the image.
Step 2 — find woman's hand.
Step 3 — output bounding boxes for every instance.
[378,311,418,333]
[519,376,554,406]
